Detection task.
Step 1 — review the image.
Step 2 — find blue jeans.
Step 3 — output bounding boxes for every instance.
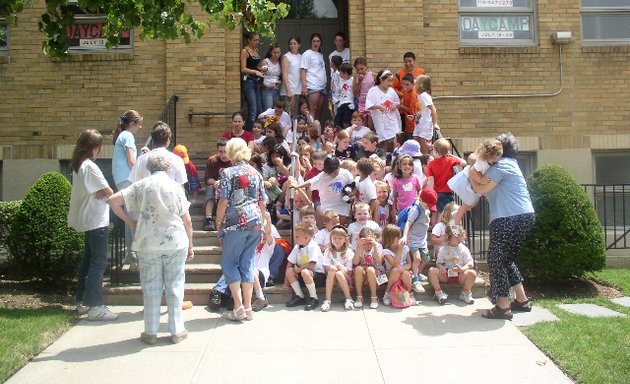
[76,227,108,307]
[269,243,285,280]
[221,229,263,284]
[243,78,262,131]
[261,88,279,112]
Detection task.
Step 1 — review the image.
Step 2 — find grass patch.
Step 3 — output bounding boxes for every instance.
[522,269,630,384]
[0,308,75,383]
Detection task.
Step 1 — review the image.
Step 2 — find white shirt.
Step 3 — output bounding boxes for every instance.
[308,168,355,217]
[287,238,324,273]
[262,58,281,88]
[129,147,187,185]
[366,86,401,142]
[356,176,377,204]
[337,77,354,108]
[314,228,331,250]
[328,48,350,64]
[416,91,434,139]
[346,125,371,145]
[300,49,327,90]
[436,243,474,269]
[382,245,410,271]
[121,171,191,252]
[68,159,110,232]
[348,220,382,250]
[255,237,275,281]
[431,222,447,257]
[322,248,354,271]
[260,108,292,133]
[280,52,302,96]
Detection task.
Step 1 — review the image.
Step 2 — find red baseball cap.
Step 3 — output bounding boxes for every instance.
[420,188,438,212]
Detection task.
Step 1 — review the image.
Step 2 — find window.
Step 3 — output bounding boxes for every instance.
[581,0,630,44]
[61,3,132,54]
[458,0,537,46]
[275,0,339,19]
[0,19,8,55]
[594,152,630,184]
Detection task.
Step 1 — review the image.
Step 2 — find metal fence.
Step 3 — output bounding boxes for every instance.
[462,183,630,260]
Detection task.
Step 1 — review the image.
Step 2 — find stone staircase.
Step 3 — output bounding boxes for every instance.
[103,155,488,306]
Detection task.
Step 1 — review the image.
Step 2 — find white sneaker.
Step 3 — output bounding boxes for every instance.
[459,290,475,304]
[321,300,331,312]
[434,290,448,305]
[412,281,425,293]
[417,273,429,282]
[410,293,417,306]
[87,306,119,321]
[344,299,354,310]
[382,293,391,306]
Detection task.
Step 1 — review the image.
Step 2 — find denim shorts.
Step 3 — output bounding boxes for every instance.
[221,229,264,284]
[307,88,327,96]
[409,247,430,262]
[204,184,216,201]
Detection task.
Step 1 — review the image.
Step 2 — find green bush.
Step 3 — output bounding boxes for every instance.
[0,201,22,261]
[7,172,83,286]
[519,164,606,280]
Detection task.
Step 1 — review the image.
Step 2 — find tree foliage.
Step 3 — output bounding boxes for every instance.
[518,164,606,280]
[1,0,289,60]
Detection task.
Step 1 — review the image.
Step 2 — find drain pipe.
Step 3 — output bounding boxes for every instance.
[434,33,573,101]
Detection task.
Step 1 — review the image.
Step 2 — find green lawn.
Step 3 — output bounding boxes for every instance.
[0,308,75,383]
[522,269,630,384]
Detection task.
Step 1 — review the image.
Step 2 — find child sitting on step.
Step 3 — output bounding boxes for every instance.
[285,223,326,311]
[321,226,355,312]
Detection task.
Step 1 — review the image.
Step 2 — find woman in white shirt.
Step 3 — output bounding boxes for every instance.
[280,36,302,115]
[300,33,327,121]
[261,44,282,111]
[366,69,402,153]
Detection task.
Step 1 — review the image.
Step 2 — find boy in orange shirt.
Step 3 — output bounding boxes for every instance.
[398,73,419,134]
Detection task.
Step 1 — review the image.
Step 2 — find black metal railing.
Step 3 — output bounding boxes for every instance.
[461,183,630,260]
[143,94,179,150]
[109,213,125,286]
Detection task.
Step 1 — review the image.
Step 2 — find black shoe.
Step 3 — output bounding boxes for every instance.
[203,217,215,231]
[209,289,223,306]
[304,297,319,311]
[265,280,275,288]
[286,295,306,307]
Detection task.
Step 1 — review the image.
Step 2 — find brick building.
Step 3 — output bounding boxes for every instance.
[0,0,629,199]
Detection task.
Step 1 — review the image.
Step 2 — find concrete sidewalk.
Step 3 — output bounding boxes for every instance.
[6,298,571,384]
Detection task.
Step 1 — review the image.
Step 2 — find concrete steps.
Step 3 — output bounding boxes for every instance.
[103,277,488,306]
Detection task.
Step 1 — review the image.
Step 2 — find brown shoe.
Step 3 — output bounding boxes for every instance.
[482,306,513,320]
[251,298,269,312]
[510,299,532,312]
[140,333,157,345]
[171,329,188,344]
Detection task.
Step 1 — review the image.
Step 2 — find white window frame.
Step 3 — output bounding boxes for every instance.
[581,1,630,45]
[63,1,133,54]
[458,0,537,47]
[0,19,8,56]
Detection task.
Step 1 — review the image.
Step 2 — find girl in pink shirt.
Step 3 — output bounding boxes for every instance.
[353,57,375,127]
[392,155,422,212]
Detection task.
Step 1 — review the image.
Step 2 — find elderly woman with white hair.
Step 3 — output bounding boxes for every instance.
[216,137,266,321]
[108,153,194,344]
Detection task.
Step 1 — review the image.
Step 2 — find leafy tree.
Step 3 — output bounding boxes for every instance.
[518,164,606,280]
[0,0,289,60]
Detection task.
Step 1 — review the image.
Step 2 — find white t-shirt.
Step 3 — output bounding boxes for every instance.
[280,52,302,96]
[129,147,187,185]
[431,222,447,257]
[308,168,355,217]
[328,48,350,64]
[356,176,377,204]
[322,248,354,271]
[346,125,371,145]
[314,228,331,250]
[348,220,382,250]
[300,49,327,90]
[262,58,281,88]
[121,171,191,252]
[67,159,110,232]
[366,86,401,142]
[382,245,410,272]
[337,77,354,108]
[260,108,292,133]
[255,237,275,281]
[287,238,324,273]
[415,91,434,139]
[436,243,474,269]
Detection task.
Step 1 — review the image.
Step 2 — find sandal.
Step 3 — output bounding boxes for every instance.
[510,299,532,312]
[244,307,254,321]
[354,296,363,308]
[369,297,379,309]
[226,305,247,321]
[482,305,513,320]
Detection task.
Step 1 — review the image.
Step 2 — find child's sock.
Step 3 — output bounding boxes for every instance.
[254,285,265,300]
[290,281,304,298]
[306,282,317,299]
[412,275,419,283]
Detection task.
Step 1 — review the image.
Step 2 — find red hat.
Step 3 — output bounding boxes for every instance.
[420,188,438,212]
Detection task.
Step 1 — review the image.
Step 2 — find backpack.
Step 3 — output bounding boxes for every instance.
[390,279,411,309]
[397,202,421,232]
